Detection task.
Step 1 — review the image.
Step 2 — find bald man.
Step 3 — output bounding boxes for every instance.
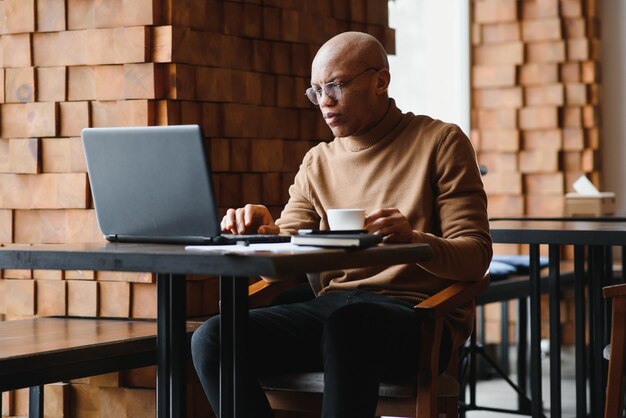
[191,32,492,418]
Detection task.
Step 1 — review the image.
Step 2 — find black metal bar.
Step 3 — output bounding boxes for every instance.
[489,216,626,222]
[548,244,561,418]
[469,306,481,408]
[170,274,186,418]
[462,404,545,416]
[28,386,43,418]
[602,246,611,414]
[476,346,530,400]
[233,276,249,417]
[459,325,474,418]
[604,246,614,355]
[573,245,587,418]
[605,245,614,283]
[529,244,543,417]
[479,303,486,346]
[588,246,605,417]
[220,275,234,418]
[501,301,510,376]
[220,275,250,418]
[588,248,597,417]
[518,297,531,413]
[462,300,536,417]
[458,346,466,418]
[157,273,170,418]
[622,246,626,284]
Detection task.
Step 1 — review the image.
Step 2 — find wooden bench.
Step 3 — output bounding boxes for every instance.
[0,317,198,418]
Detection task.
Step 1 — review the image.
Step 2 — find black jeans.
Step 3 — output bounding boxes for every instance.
[190,290,452,418]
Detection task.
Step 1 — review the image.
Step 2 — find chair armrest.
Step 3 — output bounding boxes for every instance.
[248,277,307,308]
[413,275,489,412]
[603,282,626,299]
[414,275,490,319]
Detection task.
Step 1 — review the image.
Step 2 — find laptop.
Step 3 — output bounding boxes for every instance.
[81,125,291,245]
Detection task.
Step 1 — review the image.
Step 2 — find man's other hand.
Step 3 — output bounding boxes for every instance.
[364,208,414,243]
[220,204,280,235]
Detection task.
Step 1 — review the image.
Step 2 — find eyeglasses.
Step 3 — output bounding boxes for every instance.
[305,67,379,105]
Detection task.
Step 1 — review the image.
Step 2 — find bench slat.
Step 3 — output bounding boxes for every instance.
[0,318,158,359]
[0,317,198,392]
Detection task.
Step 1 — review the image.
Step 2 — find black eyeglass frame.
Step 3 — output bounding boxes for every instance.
[305,67,380,105]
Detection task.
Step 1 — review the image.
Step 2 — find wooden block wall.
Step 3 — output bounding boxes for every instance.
[0,0,394,416]
[472,0,601,221]
[472,1,601,346]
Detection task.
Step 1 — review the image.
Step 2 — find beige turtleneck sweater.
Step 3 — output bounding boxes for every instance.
[275,100,493,344]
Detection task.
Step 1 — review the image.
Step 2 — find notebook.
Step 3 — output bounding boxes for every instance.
[81,125,291,245]
[291,233,382,248]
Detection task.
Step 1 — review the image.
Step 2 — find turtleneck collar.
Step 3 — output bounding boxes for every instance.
[342,99,403,152]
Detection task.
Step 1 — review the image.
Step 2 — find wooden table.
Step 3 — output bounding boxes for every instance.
[0,242,432,418]
[490,220,626,418]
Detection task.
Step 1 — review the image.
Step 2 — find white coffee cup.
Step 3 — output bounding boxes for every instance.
[326,208,365,231]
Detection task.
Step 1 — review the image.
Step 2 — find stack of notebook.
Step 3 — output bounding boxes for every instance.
[291,230,382,248]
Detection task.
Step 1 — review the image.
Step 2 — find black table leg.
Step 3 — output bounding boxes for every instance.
[157,273,186,418]
[28,386,43,418]
[604,246,614,350]
[517,297,531,413]
[468,307,480,409]
[501,301,510,376]
[573,245,587,417]
[529,244,543,417]
[604,246,613,361]
[588,246,605,418]
[548,245,561,417]
[220,275,249,418]
[622,246,626,284]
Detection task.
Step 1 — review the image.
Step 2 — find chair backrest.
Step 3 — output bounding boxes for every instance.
[603,283,626,418]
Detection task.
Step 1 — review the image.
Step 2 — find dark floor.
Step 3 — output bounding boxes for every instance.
[463,344,577,418]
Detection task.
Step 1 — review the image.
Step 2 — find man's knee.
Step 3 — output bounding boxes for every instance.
[323,301,418,355]
[323,303,378,348]
[191,316,220,368]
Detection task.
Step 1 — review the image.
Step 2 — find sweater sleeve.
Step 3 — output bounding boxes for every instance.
[275,152,322,235]
[415,126,493,281]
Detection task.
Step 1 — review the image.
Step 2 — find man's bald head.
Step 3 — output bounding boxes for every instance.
[309,32,392,138]
[312,32,389,75]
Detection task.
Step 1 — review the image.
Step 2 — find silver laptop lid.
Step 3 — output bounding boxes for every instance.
[81,125,220,243]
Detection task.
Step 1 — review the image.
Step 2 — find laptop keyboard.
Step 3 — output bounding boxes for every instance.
[213,234,292,245]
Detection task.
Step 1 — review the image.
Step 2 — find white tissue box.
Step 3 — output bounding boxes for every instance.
[564,192,616,217]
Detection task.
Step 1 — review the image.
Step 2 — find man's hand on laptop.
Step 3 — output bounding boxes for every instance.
[221,204,280,235]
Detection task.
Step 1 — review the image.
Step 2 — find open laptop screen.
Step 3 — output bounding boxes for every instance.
[81,125,222,243]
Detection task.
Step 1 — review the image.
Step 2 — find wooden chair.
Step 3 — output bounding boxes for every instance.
[603,282,626,418]
[250,275,490,418]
